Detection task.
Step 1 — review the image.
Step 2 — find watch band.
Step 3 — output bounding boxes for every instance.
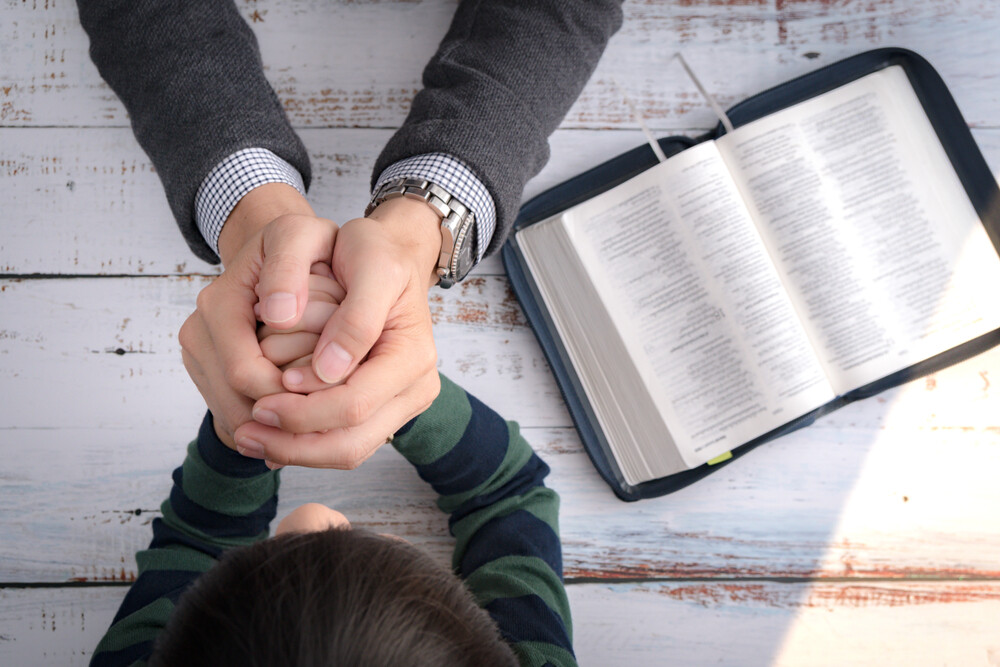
[366,177,477,288]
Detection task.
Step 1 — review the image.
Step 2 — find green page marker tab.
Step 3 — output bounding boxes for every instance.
[707,451,733,466]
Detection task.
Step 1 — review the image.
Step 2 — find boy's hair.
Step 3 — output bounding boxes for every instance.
[150,528,518,667]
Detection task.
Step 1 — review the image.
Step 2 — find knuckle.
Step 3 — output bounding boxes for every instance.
[265,251,306,278]
[338,312,383,351]
[224,360,255,396]
[342,441,373,470]
[194,283,216,311]
[341,456,363,471]
[341,393,373,428]
[265,214,300,236]
[420,346,438,374]
[177,318,195,351]
[266,450,288,466]
[180,348,198,377]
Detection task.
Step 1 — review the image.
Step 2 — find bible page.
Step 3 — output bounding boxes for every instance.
[559,140,834,475]
[718,65,1000,392]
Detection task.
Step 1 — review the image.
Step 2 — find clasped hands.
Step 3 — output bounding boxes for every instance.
[179,183,444,468]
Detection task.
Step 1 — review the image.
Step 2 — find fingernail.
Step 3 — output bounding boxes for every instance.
[236,438,265,459]
[265,460,284,471]
[253,408,280,428]
[263,292,297,323]
[285,369,304,387]
[315,342,352,383]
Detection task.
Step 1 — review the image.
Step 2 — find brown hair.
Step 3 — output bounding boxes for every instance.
[150,528,517,667]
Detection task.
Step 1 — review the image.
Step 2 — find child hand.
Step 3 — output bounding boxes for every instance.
[255,262,345,394]
[246,260,419,471]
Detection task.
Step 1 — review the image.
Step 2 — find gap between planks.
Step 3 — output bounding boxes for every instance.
[5,574,1000,591]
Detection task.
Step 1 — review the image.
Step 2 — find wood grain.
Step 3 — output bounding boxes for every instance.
[0,276,569,429]
[2,0,998,130]
[3,0,1000,662]
[4,581,1000,666]
[1,128,997,276]
[570,581,1000,667]
[0,127,658,276]
[2,277,998,582]
[3,418,999,583]
[2,275,996,431]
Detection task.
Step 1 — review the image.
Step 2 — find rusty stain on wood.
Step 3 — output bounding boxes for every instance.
[628,580,1000,609]
[564,555,1000,581]
[672,0,767,7]
[811,583,1000,607]
[427,278,527,328]
[67,567,136,584]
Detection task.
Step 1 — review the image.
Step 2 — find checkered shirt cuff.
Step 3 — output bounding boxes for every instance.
[374,153,496,262]
[195,148,306,256]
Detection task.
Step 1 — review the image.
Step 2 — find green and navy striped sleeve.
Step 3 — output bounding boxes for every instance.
[93,373,571,666]
[90,413,278,667]
[393,374,575,667]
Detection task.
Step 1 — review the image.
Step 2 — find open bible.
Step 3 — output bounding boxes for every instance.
[504,50,1000,500]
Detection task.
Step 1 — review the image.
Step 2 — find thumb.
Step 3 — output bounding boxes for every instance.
[312,267,400,384]
[257,216,337,329]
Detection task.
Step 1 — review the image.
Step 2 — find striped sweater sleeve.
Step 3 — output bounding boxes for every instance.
[90,413,278,667]
[392,373,575,667]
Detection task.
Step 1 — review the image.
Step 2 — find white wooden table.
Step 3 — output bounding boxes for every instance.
[2,1,999,665]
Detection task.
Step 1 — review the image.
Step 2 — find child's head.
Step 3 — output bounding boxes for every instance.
[149,506,517,666]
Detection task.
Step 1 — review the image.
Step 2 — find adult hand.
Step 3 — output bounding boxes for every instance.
[233,196,443,469]
[178,183,338,449]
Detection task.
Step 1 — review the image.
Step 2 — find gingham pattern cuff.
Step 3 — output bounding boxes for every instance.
[374,153,496,262]
[195,148,306,256]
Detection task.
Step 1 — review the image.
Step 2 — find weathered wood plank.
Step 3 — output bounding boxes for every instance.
[1,273,997,582]
[4,0,1000,659]
[570,580,1000,666]
[4,419,998,583]
[2,275,997,432]
[0,276,569,429]
[4,581,999,666]
[2,127,998,276]
[0,127,657,276]
[2,0,998,129]
[0,587,121,666]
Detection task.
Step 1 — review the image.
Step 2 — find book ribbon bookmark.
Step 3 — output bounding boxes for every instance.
[611,52,735,164]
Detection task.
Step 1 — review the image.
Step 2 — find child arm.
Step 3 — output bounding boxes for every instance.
[92,263,336,665]
[91,414,278,666]
[90,266,325,665]
[392,375,576,667]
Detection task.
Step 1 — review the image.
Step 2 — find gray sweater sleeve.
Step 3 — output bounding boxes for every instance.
[373,0,624,257]
[77,0,311,264]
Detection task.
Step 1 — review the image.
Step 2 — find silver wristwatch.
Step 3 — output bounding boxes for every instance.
[365,177,476,288]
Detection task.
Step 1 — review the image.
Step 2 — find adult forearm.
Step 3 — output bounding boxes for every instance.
[77,0,311,263]
[374,0,625,256]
